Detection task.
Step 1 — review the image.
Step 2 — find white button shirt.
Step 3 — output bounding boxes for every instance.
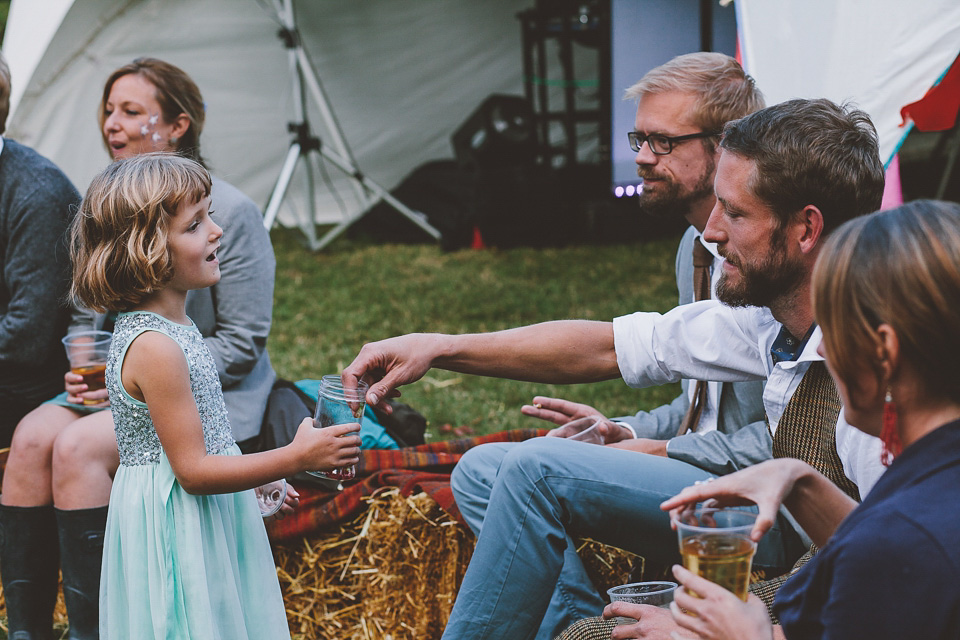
[613,300,885,499]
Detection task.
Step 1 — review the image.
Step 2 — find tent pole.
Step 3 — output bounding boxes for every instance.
[262,0,441,248]
[308,142,442,251]
[293,45,369,207]
[262,142,301,230]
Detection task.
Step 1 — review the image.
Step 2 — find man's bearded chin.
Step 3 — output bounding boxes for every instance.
[637,161,715,220]
[636,180,689,218]
[716,253,805,309]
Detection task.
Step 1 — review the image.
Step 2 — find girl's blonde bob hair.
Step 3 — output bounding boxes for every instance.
[813,199,960,401]
[70,153,211,312]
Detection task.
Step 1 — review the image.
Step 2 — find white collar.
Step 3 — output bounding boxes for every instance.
[799,326,824,363]
[694,232,722,262]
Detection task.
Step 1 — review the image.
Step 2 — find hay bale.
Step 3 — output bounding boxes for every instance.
[273,487,642,640]
[273,488,473,639]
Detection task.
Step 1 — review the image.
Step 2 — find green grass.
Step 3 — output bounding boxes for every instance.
[269,230,684,438]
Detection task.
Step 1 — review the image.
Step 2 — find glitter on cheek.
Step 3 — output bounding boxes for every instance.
[148,114,159,125]
[140,124,150,135]
[152,132,162,143]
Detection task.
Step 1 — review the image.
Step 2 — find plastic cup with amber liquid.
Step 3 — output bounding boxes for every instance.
[61,330,113,405]
[675,507,758,601]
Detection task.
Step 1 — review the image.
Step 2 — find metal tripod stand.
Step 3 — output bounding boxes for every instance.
[261,0,441,250]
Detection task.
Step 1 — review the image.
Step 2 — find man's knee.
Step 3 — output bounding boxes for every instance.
[497,436,570,484]
[451,441,514,497]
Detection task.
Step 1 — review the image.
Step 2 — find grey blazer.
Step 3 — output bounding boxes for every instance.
[72,177,276,442]
[615,226,770,475]
[187,177,276,441]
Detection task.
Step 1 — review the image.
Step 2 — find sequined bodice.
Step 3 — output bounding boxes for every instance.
[107,312,234,466]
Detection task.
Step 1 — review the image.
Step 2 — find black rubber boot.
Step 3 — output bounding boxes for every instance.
[0,503,60,640]
[55,507,107,640]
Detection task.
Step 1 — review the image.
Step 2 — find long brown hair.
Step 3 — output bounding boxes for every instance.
[99,58,206,166]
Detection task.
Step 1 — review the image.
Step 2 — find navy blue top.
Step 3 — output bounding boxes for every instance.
[774,419,960,639]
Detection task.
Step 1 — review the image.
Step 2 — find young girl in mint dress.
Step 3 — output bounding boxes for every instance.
[69,153,362,639]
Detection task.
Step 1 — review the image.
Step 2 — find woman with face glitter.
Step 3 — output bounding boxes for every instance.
[0,58,287,640]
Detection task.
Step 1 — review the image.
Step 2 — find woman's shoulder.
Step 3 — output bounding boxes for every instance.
[210,177,261,218]
[207,176,273,256]
[833,481,960,574]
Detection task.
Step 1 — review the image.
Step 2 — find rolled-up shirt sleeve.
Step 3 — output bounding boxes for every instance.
[613,300,771,389]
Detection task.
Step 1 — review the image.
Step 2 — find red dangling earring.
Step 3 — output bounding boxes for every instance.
[880,388,902,466]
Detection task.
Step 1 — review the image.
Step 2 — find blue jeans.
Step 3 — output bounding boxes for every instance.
[445,437,803,640]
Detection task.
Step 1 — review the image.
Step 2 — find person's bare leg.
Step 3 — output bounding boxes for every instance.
[51,411,119,637]
[2,404,84,506]
[51,410,119,510]
[1,404,84,637]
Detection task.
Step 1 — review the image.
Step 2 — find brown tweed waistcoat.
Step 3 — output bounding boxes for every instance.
[771,360,860,501]
[750,360,861,622]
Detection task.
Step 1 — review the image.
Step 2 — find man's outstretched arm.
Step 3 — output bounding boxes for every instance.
[342,320,620,410]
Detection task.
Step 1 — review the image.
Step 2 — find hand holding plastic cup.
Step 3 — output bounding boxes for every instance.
[308,375,368,481]
[254,479,288,517]
[558,415,608,444]
[675,507,758,601]
[61,331,112,405]
[606,581,677,625]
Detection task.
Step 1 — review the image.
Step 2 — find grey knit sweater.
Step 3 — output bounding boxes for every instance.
[0,138,80,402]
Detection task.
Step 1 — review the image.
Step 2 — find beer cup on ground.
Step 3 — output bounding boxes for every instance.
[308,375,368,481]
[675,507,757,601]
[606,581,678,625]
[61,330,113,405]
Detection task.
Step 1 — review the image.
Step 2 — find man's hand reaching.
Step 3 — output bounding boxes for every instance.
[522,396,633,445]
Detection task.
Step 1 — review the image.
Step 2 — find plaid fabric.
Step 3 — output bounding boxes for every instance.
[553,616,615,640]
[772,361,860,501]
[750,546,817,624]
[267,428,548,541]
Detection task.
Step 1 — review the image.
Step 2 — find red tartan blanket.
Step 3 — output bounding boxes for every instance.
[266,428,549,541]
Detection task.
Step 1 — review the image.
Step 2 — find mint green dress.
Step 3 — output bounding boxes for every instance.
[99,312,289,639]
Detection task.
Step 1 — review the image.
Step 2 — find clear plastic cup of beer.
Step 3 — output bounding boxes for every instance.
[675,507,758,601]
[62,330,113,405]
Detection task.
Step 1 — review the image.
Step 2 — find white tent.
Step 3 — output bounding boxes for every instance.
[4,0,959,243]
[3,0,540,238]
[735,0,960,168]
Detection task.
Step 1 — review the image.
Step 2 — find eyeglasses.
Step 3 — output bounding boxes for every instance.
[627,130,720,155]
